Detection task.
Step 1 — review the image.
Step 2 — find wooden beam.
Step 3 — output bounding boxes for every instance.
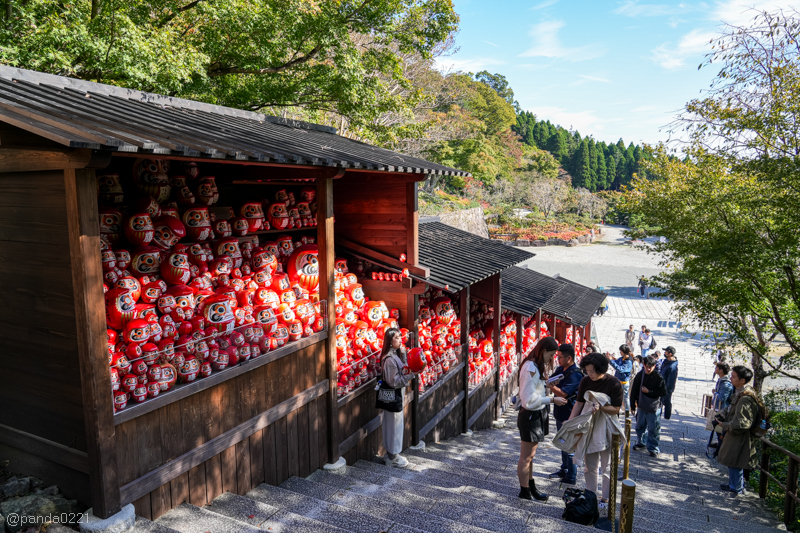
[460,287,470,434]
[535,310,542,341]
[516,314,524,358]
[337,236,429,278]
[230,166,345,181]
[419,391,465,441]
[360,278,427,294]
[468,392,498,429]
[338,413,383,456]
[0,423,90,474]
[0,147,98,173]
[317,176,339,465]
[119,380,329,505]
[65,168,120,518]
[492,274,502,419]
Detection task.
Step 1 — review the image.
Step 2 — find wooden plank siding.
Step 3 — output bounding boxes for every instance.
[0,170,91,504]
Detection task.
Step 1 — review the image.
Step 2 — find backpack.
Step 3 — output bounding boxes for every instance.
[562,488,600,526]
[650,336,657,349]
[740,390,770,438]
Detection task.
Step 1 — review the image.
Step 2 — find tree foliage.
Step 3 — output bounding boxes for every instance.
[0,0,459,144]
[513,111,651,191]
[624,9,800,392]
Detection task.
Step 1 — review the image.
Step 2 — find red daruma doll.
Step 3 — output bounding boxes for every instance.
[376,327,420,468]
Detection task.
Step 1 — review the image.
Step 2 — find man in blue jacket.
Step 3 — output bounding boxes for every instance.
[546,343,583,484]
[606,345,633,411]
[659,346,678,419]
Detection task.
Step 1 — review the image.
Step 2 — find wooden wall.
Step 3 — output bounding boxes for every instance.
[117,342,328,520]
[418,369,465,444]
[0,170,90,501]
[467,374,497,431]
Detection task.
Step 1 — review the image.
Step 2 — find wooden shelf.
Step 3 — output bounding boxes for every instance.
[247,227,316,235]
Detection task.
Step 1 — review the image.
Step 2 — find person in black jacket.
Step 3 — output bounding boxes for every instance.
[659,346,678,419]
[631,355,667,458]
[546,344,582,484]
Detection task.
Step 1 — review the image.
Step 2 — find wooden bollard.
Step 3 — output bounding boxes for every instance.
[623,417,632,480]
[609,433,620,530]
[620,479,636,533]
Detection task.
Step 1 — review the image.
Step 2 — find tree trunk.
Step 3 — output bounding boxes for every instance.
[6,0,11,21]
[751,350,766,393]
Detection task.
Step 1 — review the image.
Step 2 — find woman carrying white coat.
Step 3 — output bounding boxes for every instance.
[516,337,567,501]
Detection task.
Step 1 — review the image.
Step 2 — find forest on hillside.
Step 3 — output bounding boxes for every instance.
[513,113,650,192]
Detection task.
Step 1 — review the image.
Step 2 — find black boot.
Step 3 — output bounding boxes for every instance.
[530,479,549,502]
[519,487,533,500]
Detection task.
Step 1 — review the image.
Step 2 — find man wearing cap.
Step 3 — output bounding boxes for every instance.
[546,343,582,484]
[659,346,679,419]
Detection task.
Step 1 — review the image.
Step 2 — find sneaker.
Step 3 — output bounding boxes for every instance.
[385,454,409,468]
[719,484,734,492]
[648,451,659,458]
[548,471,566,479]
[633,443,646,451]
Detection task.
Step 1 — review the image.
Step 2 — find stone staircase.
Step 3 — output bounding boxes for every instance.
[134,409,784,533]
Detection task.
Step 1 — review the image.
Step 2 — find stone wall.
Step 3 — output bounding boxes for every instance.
[438,207,489,238]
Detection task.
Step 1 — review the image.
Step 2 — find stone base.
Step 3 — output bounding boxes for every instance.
[323,457,347,471]
[79,504,135,533]
[460,429,474,437]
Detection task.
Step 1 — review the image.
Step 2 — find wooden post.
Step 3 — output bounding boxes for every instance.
[405,181,422,447]
[785,457,798,527]
[759,445,770,498]
[623,418,632,480]
[410,297,421,447]
[317,176,338,465]
[460,287,471,434]
[65,168,120,518]
[515,313,523,362]
[492,275,502,419]
[620,480,636,533]
[571,325,576,346]
[609,433,620,528]
[535,310,542,341]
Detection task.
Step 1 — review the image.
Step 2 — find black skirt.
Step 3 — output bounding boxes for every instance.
[518,407,550,443]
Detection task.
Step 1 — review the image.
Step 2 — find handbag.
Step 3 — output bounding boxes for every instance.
[562,488,599,526]
[375,381,403,412]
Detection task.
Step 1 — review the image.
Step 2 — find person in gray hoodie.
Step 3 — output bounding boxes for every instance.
[659,346,678,419]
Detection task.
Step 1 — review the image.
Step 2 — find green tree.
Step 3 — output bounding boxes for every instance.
[625,9,800,392]
[0,0,459,144]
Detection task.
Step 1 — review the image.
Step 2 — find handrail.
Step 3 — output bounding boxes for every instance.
[757,435,800,527]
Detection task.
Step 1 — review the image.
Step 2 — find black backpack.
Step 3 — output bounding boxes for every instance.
[562,488,600,526]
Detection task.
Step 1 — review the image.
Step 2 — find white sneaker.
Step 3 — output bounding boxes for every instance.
[598,500,608,510]
[384,454,409,468]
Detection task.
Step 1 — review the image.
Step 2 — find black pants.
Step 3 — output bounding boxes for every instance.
[662,394,673,419]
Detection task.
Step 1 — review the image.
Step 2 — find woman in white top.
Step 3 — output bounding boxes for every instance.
[516,336,567,501]
[639,328,653,357]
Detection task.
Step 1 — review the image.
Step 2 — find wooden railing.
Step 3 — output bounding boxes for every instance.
[758,437,800,528]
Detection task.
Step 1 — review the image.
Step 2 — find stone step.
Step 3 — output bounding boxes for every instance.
[205,491,363,533]
[245,482,395,532]
[130,517,181,533]
[157,503,264,533]
[279,475,501,533]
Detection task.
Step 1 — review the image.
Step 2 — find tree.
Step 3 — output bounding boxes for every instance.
[626,9,800,392]
[527,177,569,219]
[0,0,459,144]
[474,71,520,111]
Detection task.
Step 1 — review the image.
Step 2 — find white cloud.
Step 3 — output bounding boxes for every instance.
[613,1,679,17]
[483,40,500,48]
[434,56,504,73]
[650,28,716,68]
[519,20,606,62]
[713,0,800,26]
[524,106,609,133]
[579,74,612,83]
[532,0,560,9]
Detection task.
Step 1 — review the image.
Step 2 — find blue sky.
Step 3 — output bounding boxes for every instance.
[436,0,795,146]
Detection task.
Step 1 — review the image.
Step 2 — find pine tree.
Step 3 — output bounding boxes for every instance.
[606,154,616,189]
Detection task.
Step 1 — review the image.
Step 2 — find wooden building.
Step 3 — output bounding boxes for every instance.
[0,66,605,521]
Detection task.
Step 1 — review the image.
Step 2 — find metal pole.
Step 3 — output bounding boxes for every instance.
[609,433,620,530]
[620,479,636,533]
[623,418,631,480]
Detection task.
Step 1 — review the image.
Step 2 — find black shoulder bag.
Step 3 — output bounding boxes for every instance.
[375,354,403,412]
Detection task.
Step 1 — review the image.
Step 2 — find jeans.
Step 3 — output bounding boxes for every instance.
[641,348,650,358]
[621,382,631,412]
[662,393,673,419]
[555,419,577,482]
[635,408,661,454]
[728,467,745,493]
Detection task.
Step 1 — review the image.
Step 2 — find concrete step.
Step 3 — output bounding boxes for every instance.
[246,482,395,532]
[156,503,264,533]
[279,475,501,533]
